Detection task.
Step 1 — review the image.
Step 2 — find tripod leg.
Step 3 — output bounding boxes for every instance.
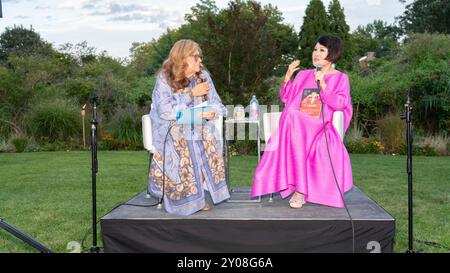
[0,218,52,253]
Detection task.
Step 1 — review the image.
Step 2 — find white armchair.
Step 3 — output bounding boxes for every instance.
[141,113,224,198]
[261,110,344,203]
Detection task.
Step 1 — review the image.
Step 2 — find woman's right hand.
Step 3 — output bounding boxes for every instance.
[284,60,301,83]
[191,82,209,97]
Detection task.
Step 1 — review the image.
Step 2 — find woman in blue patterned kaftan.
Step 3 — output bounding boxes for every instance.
[148,39,230,216]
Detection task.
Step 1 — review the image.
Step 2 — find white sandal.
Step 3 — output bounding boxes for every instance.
[289,192,306,209]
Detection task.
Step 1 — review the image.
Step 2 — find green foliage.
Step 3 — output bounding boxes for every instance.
[398,0,450,34]
[412,134,449,156]
[230,140,257,156]
[127,29,177,78]
[59,78,95,105]
[296,0,354,71]
[104,105,143,150]
[344,138,384,154]
[136,0,298,106]
[327,0,353,70]
[26,99,81,143]
[0,25,54,62]
[188,0,298,105]
[350,33,450,135]
[58,41,98,65]
[0,3,448,152]
[351,20,401,59]
[128,76,155,109]
[298,0,329,69]
[378,113,406,154]
[10,136,29,153]
[344,126,384,154]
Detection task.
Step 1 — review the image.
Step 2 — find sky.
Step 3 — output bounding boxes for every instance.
[0,0,410,60]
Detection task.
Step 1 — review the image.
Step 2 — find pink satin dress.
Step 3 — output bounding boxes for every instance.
[251,69,353,208]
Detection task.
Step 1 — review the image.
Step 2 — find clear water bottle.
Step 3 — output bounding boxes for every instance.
[248,95,260,121]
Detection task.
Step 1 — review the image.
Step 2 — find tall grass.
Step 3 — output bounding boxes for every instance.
[26,98,81,143]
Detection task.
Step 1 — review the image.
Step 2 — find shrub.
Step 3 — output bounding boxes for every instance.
[407,134,450,156]
[26,98,82,143]
[344,138,384,154]
[399,143,438,157]
[0,139,9,152]
[10,136,29,152]
[38,139,84,152]
[349,33,450,136]
[104,105,143,150]
[378,112,406,154]
[231,140,258,156]
[420,134,449,156]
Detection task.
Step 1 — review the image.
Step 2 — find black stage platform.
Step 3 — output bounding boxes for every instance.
[101,186,395,253]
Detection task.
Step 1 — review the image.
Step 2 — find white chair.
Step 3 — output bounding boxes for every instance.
[262,111,344,203]
[141,113,224,198]
[142,114,155,199]
[262,111,344,144]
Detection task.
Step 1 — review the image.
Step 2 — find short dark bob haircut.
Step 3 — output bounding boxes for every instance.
[315,35,343,63]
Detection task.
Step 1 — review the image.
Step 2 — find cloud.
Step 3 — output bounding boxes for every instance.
[35,5,51,10]
[281,5,307,13]
[109,9,183,24]
[365,0,382,6]
[85,2,148,16]
[3,0,28,3]
[109,3,145,14]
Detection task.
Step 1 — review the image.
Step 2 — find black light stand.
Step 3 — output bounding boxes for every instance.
[0,218,52,253]
[400,90,414,253]
[89,95,100,253]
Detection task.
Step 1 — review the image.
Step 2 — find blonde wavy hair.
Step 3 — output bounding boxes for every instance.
[161,39,203,91]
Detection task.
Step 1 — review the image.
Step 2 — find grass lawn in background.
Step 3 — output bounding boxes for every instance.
[0,151,449,253]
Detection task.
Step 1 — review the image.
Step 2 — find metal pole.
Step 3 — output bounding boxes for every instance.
[406,92,414,253]
[90,96,100,253]
[402,90,414,253]
[82,104,86,149]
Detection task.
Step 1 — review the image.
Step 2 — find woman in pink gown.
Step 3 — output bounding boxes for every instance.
[251,35,353,208]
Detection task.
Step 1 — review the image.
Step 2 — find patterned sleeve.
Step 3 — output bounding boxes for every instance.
[152,74,193,121]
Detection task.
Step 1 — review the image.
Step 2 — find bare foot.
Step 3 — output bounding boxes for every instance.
[201,203,211,211]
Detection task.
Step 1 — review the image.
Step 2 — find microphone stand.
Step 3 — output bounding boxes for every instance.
[89,95,100,253]
[400,90,414,253]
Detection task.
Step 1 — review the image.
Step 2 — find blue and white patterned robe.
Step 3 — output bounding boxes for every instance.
[148,69,230,216]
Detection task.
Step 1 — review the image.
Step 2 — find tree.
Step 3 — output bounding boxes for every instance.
[298,0,329,69]
[0,25,53,62]
[200,0,297,104]
[134,0,297,105]
[327,0,353,70]
[352,20,401,59]
[398,0,450,34]
[128,29,177,78]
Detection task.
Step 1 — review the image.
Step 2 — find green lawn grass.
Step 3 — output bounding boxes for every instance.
[0,151,449,253]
